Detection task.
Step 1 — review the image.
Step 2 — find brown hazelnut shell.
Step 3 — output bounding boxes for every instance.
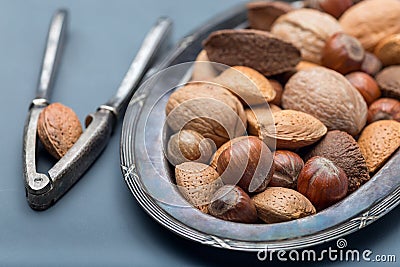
[303,130,370,193]
[298,156,348,211]
[208,185,258,223]
[368,98,400,124]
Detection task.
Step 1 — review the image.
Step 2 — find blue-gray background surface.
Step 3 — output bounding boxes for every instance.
[0,0,398,266]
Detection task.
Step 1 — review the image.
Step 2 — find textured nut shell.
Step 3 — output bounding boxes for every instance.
[304,130,370,193]
[376,66,400,100]
[271,8,342,64]
[264,110,327,149]
[213,66,276,105]
[374,34,400,66]
[191,50,218,81]
[245,106,276,140]
[203,29,301,76]
[37,103,83,159]
[247,1,294,31]
[175,162,223,213]
[358,120,400,173]
[252,187,316,223]
[166,82,247,147]
[339,0,400,51]
[296,61,320,71]
[282,67,368,136]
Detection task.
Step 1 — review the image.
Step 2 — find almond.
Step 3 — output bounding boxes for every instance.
[191,50,218,81]
[358,120,400,173]
[282,67,368,136]
[374,34,400,66]
[263,110,327,150]
[175,162,223,213]
[252,187,316,223]
[203,29,301,76]
[213,66,276,105]
[245,106,279,141]
[38,102,82,159]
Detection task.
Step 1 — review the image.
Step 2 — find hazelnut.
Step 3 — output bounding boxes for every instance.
[345,72,381,106]
[167,130,216,166]
[216,136,274,194]
[322,32,365,75]
[297,156,348,211]
[304,0,353,19]
[361,52,382,76]
[368,98,400,124]
[270,150,304,189]
[303,130,369,193]
[208,185,258,223]
[376,66,400,100]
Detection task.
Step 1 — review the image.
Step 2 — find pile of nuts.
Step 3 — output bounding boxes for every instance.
[165,0,400,224]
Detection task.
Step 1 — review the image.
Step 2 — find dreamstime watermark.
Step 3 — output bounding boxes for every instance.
[257,238,396,263]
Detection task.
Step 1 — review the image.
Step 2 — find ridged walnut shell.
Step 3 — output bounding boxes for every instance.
[263,110,327,150]
[38,102,83,159]
[339,0,400,52]
[271,8,342,64]
[166,82,247,148]
[213,66,276,105]
[282,67,368,136]
[175,162,223,213]
[358,120,400,173]
[252,187,316,223]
